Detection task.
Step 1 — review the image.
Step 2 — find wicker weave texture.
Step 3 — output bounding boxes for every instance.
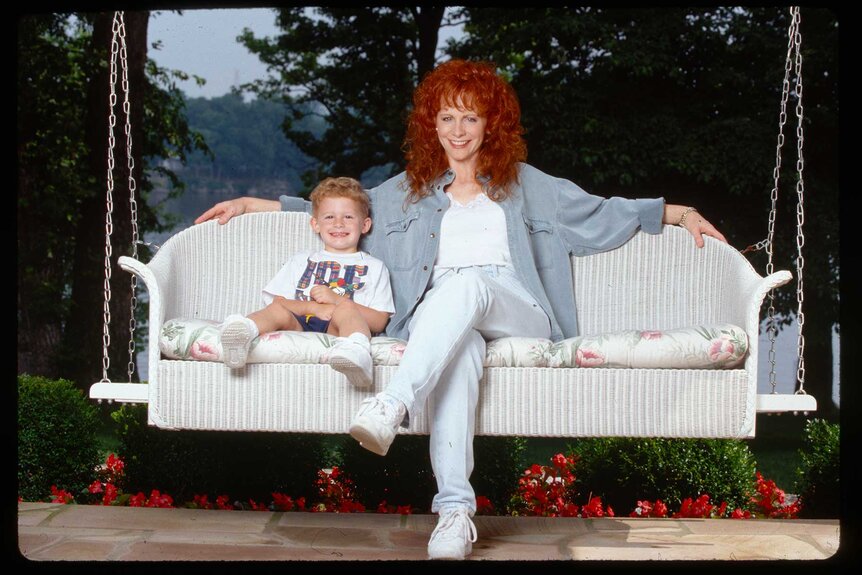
[128,212,789,438]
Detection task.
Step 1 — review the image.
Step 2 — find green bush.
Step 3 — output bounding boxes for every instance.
[112,404,328,504]
[795,418,840,518]
[336,434,526,513]
[18,374,102,501]
[569,437,757,511]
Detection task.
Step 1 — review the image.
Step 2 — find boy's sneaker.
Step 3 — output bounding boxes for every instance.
[219,315,256,369]
[427,506,478,560]
[324,338,373,388]
[348,395,406,456]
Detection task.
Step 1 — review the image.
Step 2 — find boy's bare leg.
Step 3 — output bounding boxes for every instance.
[324,300,373,388]
[221,298,304,369]
[249,298,304,334]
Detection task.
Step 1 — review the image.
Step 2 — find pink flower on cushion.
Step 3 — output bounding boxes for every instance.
[190,340,219,361]
[576,348,605,367]
[262,332,282,341]
[390,342,407,359]
[640,330,663,340]
[708,336,736,363]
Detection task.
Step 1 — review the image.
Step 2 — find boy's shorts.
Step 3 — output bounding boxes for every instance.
[292,313,331,334]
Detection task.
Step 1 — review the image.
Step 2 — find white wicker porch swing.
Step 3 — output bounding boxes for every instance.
[90,9,816,437]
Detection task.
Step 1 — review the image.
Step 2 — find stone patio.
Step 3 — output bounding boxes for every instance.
[17,502,841,562]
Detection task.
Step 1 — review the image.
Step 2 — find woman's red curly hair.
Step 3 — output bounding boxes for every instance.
[403,59,527,202]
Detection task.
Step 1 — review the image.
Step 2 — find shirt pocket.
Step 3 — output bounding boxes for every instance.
[383,209,423,270]
[524,216,556,270]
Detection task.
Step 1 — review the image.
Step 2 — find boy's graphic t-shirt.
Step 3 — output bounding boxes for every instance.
[262,250,395,314]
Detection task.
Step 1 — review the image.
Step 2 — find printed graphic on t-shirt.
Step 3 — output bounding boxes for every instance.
[294,258,368,300]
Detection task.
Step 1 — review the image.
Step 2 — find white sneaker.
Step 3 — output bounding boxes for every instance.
[427,506,478,560]
[219,315,255,369]
[348,395,405,456]
[324,338,373,388]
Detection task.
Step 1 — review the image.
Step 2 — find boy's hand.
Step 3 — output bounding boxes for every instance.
[310,285,341,305]
[309,303,335,321]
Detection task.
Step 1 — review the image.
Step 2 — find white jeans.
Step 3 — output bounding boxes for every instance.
[383,265,551,513]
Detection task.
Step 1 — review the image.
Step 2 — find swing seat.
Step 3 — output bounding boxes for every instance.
[90,211,796,437]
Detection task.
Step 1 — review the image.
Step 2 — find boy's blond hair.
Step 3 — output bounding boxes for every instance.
[310,177,370,218]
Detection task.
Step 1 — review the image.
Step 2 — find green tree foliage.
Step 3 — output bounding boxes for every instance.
[238,6,455,186]
[181,93,314,192]
[17,12,205,386]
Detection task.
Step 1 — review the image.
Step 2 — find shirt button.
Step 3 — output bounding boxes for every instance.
[423,265,428,271]
[430,233,436,238]
[437,208,442,212]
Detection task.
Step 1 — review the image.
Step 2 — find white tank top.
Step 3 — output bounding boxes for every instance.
[434,192,512,269]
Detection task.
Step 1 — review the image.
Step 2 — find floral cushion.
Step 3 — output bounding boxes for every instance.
[159,319,406,366]
[160,319,747,370]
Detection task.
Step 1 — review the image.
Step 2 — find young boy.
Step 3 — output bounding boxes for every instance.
[219,177,394,388]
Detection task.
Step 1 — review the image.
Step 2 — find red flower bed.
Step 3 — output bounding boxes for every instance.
[39,453,801,519]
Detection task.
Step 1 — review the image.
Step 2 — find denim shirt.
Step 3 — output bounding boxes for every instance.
[281,163,664,342]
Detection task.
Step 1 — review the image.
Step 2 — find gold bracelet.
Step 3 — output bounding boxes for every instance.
[678,206,698,228]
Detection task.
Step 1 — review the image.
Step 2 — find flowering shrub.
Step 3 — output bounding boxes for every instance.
[313,467,365,513]
[509,453,614,518]
[38,453,800,520]
[476,496,495,515]
[752,472,801,519]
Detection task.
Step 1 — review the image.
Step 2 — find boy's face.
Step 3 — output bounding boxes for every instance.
[310,196,371,254]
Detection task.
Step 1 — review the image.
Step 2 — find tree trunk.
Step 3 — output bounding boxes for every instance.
[413,6,445,80]
[62,11,149,389]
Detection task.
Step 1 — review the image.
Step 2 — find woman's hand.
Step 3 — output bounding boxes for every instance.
[194,197,281,225]
[310,285,342,305]
[682,212,727,248]
[665,204,728,248]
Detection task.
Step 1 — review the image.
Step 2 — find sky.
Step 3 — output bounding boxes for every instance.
[148,8,281,99]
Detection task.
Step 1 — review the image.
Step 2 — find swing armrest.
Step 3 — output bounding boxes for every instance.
[118,255,166,388]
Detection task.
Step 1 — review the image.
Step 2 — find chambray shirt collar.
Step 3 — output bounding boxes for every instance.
[431,169,493,193]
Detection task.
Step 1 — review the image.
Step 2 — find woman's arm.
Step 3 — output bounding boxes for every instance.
[194,197,281,225]
[663,204,727,248]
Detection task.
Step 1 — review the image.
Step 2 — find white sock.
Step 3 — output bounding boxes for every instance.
[223,314,259,339]
[346,332,371,349]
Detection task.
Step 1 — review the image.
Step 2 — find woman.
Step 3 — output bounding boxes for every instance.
[195,59,726,559]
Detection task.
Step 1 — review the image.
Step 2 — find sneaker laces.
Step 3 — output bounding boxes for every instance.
[430,507,477,546]
[357,396,404,428]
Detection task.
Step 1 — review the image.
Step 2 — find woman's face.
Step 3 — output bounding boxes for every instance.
[435,98,487,169]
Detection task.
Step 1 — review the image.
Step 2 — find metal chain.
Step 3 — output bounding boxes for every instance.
[118,14,140,382]
[790,6,807,395]
[100,11,140,383]
[100,13,121,382]
[763,7,799,395]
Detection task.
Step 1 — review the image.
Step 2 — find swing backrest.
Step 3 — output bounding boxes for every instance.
[572,226,754,334]
[149,212,323,324]
[149,211,757,337]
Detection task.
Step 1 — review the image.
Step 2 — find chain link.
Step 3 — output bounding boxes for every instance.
[790,7,807,393]
[763,7,798,395]
[101,12,140,383]
[763,7,807,397]
[101,14,121,382]
[117,15,140,382]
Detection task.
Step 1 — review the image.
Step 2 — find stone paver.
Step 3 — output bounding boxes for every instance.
[17,502,840,562]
